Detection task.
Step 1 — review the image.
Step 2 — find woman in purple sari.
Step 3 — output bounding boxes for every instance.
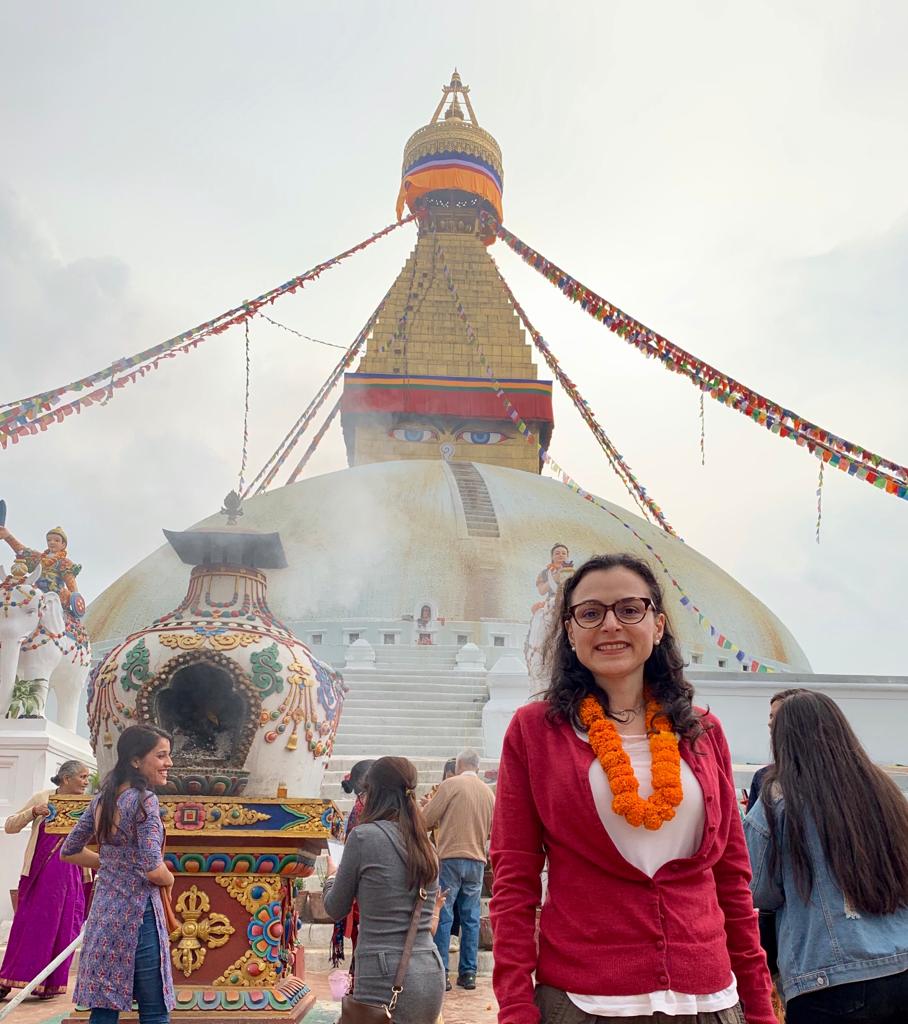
[0,759,91,1001]
[62,725,175,1024]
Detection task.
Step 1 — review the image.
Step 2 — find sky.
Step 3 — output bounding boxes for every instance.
[1,1,906,676]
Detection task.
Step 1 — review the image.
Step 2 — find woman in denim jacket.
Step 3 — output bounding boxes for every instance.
[745,691,908,1023]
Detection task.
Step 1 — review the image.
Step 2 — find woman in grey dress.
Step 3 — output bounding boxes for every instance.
[323,756,445,1023]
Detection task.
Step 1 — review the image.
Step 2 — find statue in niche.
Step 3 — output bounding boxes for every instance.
[524,543,574,688]
[412,601,444,645]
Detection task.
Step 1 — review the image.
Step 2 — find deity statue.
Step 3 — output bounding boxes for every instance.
[524,543,574,688]
[0,524,84,619]
[412,601,444,645]
[0,516,91,730]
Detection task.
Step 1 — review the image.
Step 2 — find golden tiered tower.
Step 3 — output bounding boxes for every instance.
[340,71,554,474]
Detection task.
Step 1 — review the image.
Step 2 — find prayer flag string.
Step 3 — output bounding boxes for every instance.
[285,398,342,485]
[258,315,348,350]
[243,287,392,497]
[487,214,908,502]
[491,261,680,538]
[0,215,414,448]
[816,461,825,544]
[237,320,252,497]
[435,230,774,672]
[699,391,706,467]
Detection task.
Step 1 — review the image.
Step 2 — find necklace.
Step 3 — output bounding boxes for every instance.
[579,694,683,830]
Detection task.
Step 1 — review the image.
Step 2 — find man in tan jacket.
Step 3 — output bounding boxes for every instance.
[422,748,494,991]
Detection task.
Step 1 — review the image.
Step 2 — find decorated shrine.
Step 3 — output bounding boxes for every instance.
[46,525,345,1022]
[86,527,345,796]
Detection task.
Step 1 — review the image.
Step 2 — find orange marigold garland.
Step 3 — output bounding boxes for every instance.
[579,695,683,830]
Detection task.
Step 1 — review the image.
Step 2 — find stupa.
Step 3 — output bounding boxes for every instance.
[85,72,810,766]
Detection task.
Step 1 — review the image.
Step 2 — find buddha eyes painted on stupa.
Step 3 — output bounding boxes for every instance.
[455,430,506,446]
[391,427,440,443]
[387,421,511,446]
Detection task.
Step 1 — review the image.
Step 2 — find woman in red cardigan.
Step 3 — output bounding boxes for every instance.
[490,553,774,1024]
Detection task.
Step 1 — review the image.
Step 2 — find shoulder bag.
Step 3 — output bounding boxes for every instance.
[338,886,429,1023]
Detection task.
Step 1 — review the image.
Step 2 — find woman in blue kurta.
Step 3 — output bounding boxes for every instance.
[62,726,175,1023]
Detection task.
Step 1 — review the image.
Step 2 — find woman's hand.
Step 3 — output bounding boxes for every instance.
[324,855,338,880]
[430,889,449,936]
[146,862,175,887]
[61,848,101,870]
[32,802,51,819]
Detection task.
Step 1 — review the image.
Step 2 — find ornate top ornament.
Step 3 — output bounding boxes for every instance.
[396,69,503,226]
[220,490,244,526]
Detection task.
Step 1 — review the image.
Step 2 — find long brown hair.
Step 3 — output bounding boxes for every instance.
[358,756,438,890]
[543,553,706,745]
[764,690,908,915]
[95,725,171,845]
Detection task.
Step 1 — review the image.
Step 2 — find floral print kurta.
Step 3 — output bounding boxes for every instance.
[62,788,175,1011]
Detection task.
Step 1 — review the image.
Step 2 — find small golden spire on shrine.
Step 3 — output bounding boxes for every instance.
[444,95,464,120]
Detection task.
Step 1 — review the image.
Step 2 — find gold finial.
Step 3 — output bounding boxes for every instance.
[220,490,244,526]
[429,68,479,126]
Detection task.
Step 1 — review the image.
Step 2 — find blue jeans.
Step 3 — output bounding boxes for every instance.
[786,969,908,1024]
[433,858,484,976]
[90,899,168,1024]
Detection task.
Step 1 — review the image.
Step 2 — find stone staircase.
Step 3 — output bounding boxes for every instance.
[330,644,490,759]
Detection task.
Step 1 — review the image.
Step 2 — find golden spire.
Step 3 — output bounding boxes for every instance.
[430,68,480,126]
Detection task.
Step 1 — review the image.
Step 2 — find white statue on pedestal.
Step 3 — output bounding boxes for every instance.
[524,543,574,689]
[0,518,92,731]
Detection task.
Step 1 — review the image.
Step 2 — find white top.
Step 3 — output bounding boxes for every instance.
[567,729,739,1016]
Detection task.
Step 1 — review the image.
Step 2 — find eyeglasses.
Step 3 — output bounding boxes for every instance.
[567,597,655,628]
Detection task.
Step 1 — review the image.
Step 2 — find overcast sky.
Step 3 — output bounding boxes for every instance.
[1,1,906,676]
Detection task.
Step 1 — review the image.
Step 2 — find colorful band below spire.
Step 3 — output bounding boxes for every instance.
[396,150,504,222]
[342,373,551,421]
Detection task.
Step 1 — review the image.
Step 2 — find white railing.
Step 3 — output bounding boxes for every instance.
[0,929,83,1021]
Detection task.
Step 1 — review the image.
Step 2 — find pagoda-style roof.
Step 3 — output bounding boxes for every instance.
[163,528,288,569]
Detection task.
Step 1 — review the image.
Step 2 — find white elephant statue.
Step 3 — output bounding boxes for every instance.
[0,563,91,732]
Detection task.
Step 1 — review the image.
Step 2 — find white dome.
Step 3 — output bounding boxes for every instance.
[86,460,810,673]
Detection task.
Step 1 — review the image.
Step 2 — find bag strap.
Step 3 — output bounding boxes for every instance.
[386,887,428,1014]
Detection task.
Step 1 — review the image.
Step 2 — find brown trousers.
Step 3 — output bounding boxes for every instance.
[534,985,747,1024]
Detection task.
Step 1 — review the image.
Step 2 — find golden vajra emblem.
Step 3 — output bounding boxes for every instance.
[169,885,235,977]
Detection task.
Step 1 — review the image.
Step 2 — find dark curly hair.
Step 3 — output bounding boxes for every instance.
[542,553,707,746]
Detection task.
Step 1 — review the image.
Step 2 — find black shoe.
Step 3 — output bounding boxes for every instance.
[445,977,452,991]
[457,973,476,990]
[0,987,11,1001]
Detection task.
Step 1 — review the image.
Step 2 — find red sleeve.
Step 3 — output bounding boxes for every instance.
[489,710,546,1024]
[707,718,776,1024]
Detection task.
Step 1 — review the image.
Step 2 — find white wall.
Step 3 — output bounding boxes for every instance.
[0,719,94,935]
[688,672,908,766]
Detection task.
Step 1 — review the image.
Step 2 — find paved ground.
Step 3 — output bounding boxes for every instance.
[1,967,498,1024]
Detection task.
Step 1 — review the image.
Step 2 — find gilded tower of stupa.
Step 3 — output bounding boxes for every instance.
[340,71,554,474]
